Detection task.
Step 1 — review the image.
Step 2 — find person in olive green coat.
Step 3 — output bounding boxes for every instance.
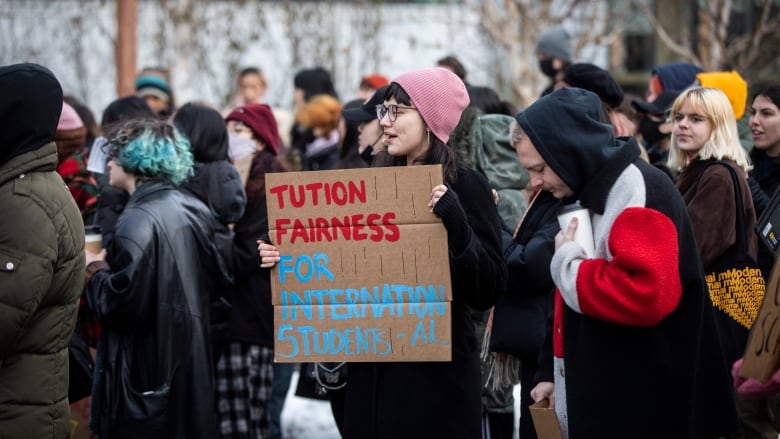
[0,63,85,439]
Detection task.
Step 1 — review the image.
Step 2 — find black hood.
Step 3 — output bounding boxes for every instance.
[0,63,63,167]
[515,87,620,197]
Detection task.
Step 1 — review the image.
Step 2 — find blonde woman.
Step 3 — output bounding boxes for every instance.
[669,87,769,438]
[669,87,755,270]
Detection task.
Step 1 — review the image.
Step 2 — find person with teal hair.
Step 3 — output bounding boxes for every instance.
[84,118,230,438]
[106,118,193,187]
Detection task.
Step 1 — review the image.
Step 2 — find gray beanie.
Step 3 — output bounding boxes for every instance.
[535,27,573,63]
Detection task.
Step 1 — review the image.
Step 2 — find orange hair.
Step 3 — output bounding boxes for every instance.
[295,94,342,133]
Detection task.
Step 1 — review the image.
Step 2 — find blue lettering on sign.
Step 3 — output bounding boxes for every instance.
[275,276,450,359]
[275,324,392,358]
[278,253,335,284]
[280,283,447,321]
[410,319,449,347]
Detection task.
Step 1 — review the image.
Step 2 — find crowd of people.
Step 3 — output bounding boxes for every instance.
[3,24,780,439]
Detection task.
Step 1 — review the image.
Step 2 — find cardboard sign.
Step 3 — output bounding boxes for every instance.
[740,256,780,381]
[529,399,564,439]
[266,165,452,362]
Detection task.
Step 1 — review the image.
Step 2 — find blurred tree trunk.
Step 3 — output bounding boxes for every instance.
[471,0,628,108]
[116,0,137,97]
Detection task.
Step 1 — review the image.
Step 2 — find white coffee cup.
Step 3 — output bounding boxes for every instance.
[85,225,103,254]
[557,203,595,257]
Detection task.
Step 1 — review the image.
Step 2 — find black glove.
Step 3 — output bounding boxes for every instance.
[432,186,470,250]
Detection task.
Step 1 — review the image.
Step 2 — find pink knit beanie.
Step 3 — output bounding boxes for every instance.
[58,102,84,131]
[392,67,469,143]
[55,102,86,162]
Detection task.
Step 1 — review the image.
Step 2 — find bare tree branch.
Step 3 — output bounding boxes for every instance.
[634,0,701,66]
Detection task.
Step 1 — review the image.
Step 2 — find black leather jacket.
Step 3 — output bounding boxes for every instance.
[87,179,229,438]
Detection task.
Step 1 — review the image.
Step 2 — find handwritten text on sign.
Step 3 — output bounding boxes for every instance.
[266,165,452,362]
[741,257,780,381]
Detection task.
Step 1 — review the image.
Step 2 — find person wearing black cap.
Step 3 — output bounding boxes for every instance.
[557,63,636,137]
[516,87,738,438]
[341,86,388,166]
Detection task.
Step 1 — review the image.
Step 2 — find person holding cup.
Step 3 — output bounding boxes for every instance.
[514,87,738,438]
[83,118,231,438]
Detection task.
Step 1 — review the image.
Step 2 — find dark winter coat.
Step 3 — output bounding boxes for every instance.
[493,190,560,439]
[181,161,246,226]
[342,167,506,439]
[180,160,246,360]
[0,63,84,439]
[677,159,758,366]
[494,190,559,360]
[677,159,757,269]
[517,89,737,438]
[86,180,228,438]
[749,148,780,277]
[545,142,738,438]
[225,148,287,346]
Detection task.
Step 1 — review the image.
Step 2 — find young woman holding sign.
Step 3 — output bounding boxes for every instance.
[260,67,506,438]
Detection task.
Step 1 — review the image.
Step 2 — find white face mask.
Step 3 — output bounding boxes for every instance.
[227,133,257,162]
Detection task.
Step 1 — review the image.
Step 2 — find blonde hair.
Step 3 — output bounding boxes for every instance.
[667,87,751,173]
[295,94,342,133]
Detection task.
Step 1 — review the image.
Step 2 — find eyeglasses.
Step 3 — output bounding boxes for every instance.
[376,104,417,122]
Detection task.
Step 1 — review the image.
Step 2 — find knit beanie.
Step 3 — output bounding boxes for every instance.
[562,63,624,109]
[696,71,748,119]
[653,62,702,93]
[226,103,280,155]
[535,27,573,63]
[361,74,389,90]
[55,102,86,162]
[392,67,470,143]
[135,74,171,103]
[515,87,616,194]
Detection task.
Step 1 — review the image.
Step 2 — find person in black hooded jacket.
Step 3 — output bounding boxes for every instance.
[173,103,247,365]
[518,87,738,438]
[85,118,229,438]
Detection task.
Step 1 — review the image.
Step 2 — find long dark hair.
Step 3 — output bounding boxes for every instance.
[750,85,780,163]
[293,67,339,102]
[753,85,780,109]
[382,83,465,184]
[172,103,229,163]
